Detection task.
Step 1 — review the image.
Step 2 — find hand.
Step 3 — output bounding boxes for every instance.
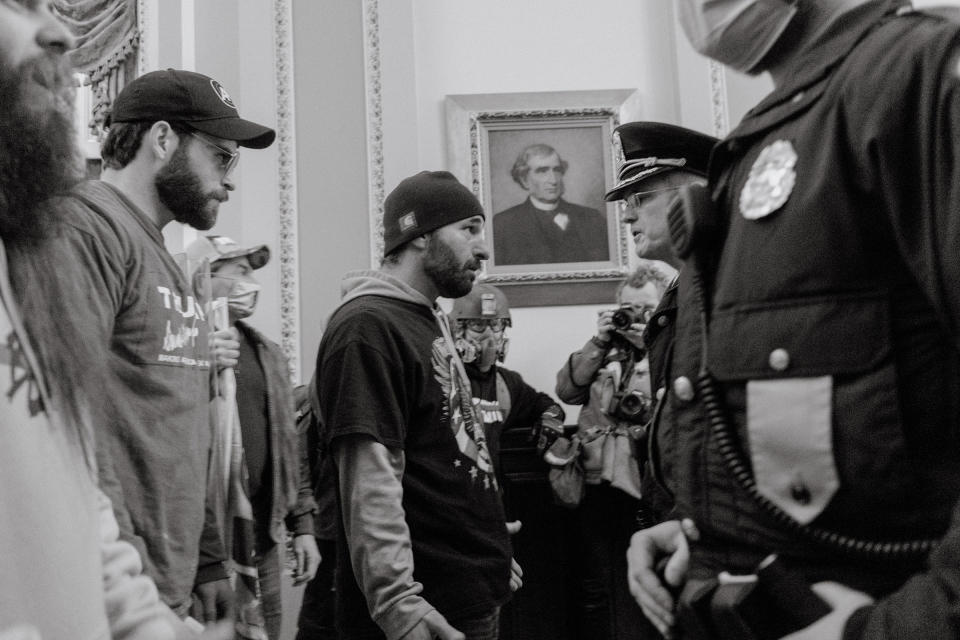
[596,309,617,344]
[211,328,240,371]
[191,578,235,625]
[510,557,524,592]
[778,582,874,640]
[400,610,464,640]
[291,534,321,585]
[626,520,690,639]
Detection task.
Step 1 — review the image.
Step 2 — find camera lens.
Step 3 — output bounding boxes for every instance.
[611,308,636,330]
[617,391,649,422]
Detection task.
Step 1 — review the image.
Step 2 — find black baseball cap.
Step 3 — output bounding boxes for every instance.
[107,69,276,149]
[604,122,717,201]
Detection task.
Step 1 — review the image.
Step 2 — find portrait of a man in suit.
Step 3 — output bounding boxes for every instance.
[492,143,609,266]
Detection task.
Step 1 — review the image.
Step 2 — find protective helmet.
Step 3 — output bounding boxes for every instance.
[450,283,511,324]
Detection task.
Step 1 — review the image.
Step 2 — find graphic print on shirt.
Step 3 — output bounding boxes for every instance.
[477,399,504,427]
[154,284,210,369]
[431,337,497,487]
[1,331,42,416]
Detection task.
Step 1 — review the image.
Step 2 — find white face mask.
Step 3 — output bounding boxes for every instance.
[677,0,798,74]
[226,279,261,320]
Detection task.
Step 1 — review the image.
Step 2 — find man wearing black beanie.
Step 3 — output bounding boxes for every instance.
[311,171,515,639]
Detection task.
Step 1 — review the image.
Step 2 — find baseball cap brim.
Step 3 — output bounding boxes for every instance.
[189,117,276,149]
[213,244,270,270]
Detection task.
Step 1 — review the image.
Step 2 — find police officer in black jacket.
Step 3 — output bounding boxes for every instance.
[628,2,960,639]
[604,121,717,527]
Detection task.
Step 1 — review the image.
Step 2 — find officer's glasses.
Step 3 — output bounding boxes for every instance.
[189,131,240,178]
[463,319,510,333]
[623,186,684,209]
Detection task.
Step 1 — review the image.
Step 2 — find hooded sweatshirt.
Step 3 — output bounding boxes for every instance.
[314,269,512,639]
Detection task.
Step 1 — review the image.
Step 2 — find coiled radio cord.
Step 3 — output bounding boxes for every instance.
[685,232,937,560]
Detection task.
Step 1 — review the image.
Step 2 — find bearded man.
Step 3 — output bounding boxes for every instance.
[36,68,277,623]
[313,171,515,640]
[0,5,234,640]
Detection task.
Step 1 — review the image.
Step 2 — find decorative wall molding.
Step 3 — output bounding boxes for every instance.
[274,0,302,382]
[362,0,385,267]
[708,60,730,138]
[137,0,148,74]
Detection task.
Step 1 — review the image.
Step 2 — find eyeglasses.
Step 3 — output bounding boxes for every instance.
[188,131,239,178]
[462,318,510,333]
[623,186,684,209]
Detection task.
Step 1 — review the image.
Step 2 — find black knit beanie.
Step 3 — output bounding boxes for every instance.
[382,171,485,256]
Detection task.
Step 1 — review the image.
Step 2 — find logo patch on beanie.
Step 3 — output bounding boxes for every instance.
[399,211,418,232]
[209,80,237,109]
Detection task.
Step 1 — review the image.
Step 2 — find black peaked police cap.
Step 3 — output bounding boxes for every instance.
[605,121,717,202]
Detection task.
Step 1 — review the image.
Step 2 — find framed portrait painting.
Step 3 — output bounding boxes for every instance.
[445,89,641,307]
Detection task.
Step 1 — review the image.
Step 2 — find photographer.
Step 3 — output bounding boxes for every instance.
[555,262,669,640]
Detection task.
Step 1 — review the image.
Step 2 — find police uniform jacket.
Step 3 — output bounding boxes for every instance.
[652,2,960,635]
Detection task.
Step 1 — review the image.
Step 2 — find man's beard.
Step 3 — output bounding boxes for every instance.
[0,53,82,241]
[0,53,111,455]
[423,235,480,298]
[155,145,224,230]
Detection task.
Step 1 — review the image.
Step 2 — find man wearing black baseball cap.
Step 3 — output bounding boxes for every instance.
[313,171,518,639]
[106,68,276,150]
[31,68,277,623]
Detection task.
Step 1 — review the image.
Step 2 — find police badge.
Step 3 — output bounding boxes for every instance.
[739,140,797,220]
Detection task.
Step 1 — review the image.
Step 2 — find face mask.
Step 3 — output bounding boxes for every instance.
[455,328,508,370]
[225,279,261,320]
[477,336,501,370]
[677,0,798,74]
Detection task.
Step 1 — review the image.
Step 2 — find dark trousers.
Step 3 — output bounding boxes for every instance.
[575,484,660,640]
[296,539,338,640]
[448,607,501,640]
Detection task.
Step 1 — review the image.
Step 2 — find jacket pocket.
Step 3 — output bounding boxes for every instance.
[707,291,909,523]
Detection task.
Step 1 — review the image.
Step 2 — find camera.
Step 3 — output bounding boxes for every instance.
[611,304,641,331]
[608,389,651,423]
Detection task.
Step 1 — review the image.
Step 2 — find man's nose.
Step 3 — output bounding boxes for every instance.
[474,241,490,261]
[38,9,76,55]
[223,176,236,191]
[619,204,637,224]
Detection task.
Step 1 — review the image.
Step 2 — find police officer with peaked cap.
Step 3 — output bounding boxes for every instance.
[628,1,960,639]
[604,122,717,432]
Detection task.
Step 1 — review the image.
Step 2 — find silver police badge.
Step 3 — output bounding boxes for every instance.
[739,140,797,220]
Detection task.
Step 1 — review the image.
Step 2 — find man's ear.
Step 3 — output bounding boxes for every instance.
[410,235,429,251]
[149,121,180,161]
